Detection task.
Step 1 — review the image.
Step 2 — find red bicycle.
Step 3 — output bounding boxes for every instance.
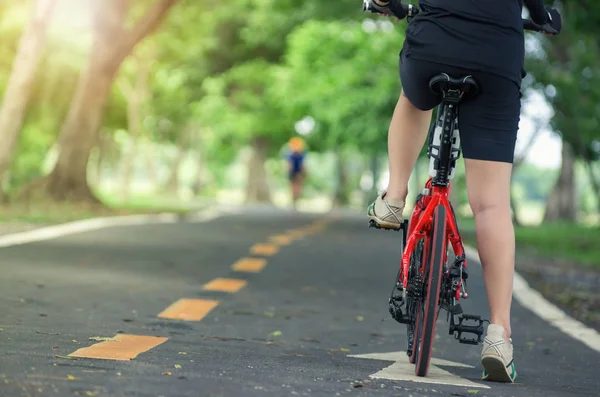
[364,1,558,378]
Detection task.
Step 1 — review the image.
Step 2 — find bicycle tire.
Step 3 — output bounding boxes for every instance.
[414,204,447,377]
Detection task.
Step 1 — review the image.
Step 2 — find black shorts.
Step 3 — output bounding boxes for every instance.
[399,52,522,163]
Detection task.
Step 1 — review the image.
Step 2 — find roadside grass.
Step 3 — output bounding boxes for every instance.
[0,193,208,225]
[458,217,600,270]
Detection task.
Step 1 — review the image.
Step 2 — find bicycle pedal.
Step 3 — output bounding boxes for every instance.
[449,314,486,345]
[368,220,401,232]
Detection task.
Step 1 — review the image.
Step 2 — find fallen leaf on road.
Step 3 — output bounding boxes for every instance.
[178,352,187,355]
[162,372,172,376]
[467,390,480,394]
[116,373,122,377]
[84,392,97,396]
[356,316,364,322]
[174,364,182,369]
[268,330,282,338]
[67,375,76,380]
[264,311,276,318]
[340,348,350,352]
[55,355,78,360]
[88,337,117,342]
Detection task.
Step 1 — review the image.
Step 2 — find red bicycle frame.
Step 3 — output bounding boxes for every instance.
[401,178,467,301]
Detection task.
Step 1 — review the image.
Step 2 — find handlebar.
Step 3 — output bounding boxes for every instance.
[362,1,558,35]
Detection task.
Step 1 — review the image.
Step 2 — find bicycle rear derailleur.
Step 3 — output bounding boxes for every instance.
[448,304,489,345]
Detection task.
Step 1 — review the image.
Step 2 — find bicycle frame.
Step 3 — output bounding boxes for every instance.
[401,180,466,301]
[399,98,468,302]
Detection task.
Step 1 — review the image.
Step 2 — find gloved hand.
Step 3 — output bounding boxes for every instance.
[546,8,562,34]
[366,0,407,20]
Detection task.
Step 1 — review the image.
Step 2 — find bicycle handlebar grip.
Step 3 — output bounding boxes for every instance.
[522,19,559,34]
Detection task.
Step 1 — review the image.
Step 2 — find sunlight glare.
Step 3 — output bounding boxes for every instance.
[49,0,93,47]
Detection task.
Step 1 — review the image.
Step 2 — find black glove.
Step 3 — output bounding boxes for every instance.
[546,8,562,34]
[365,0,407,20]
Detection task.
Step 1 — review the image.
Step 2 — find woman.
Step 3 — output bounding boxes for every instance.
[366,0,562,383]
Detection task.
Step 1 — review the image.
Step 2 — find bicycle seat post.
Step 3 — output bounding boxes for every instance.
[427,74,479,188]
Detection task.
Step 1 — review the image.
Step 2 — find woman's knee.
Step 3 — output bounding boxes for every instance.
[464,159,512,216]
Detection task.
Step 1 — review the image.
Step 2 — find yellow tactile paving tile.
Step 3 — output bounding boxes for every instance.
[68,334,168,361]
[157,298,220,321]
[203,277,247,293]
[269,234,293,246]
[232,257,267,273]
[250,243,279,256]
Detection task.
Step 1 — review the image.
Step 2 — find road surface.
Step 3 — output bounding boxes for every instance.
[1,205,598,397]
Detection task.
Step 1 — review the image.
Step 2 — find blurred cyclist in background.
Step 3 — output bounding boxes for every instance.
[286,137,307,209]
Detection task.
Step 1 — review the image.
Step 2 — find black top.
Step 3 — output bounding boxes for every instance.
[401,0,549,86]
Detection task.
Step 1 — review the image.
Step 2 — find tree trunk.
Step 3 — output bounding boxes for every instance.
[333,151,349,207]
[119,54,149,201]
[191,154,205,196]
[363,153,380,207]
[46,43,121,202]
[510,122,543,226]
[0,0,57,181]
[584,158,600,216]
[543,141,577,223]
[44,0,178,202]
[245,137,271,203]
[145,146,160,189]
[163,146,185,197]
[92,130,110,187]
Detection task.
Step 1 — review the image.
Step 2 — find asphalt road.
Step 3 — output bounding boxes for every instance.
[1,205,598,397]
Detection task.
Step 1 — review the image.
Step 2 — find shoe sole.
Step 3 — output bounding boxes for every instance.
[481,356,515,383]
[368,215,402,230]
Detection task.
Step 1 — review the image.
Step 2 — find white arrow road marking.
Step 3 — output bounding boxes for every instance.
[349,351,489,389]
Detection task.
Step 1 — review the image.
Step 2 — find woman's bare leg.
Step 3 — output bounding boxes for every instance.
[386,90,433,200]
[464,158,514,341]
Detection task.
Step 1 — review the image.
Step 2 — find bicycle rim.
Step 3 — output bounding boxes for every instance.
[415,204,447,377]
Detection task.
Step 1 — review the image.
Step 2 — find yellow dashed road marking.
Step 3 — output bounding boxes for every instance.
[287,230,305,240]
[203,278,247,293]
[68,334,168,361]
[269,234,293,246]
[251,243,279,256]
[232,257,267,273]
[158,298,220,321]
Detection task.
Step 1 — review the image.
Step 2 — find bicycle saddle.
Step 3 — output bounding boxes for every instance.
[429,74,480,98]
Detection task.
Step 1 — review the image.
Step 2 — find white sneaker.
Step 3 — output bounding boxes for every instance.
[367,190,404,229]
[481,324,517,383]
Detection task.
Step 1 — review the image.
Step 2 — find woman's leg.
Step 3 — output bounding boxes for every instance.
[459,71,521,383]
[386,91,433,200]
[464,159,515,339]
[367,90,432,227]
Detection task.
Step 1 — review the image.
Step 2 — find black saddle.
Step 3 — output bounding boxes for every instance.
[429,73,480,99]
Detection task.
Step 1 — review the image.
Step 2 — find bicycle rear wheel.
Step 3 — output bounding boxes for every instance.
[414,204,447,377]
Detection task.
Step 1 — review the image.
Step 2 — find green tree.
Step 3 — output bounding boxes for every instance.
[45,0,178,202]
